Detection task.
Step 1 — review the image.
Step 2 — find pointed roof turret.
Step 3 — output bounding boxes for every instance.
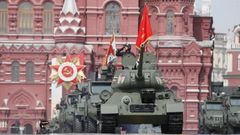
[61,0,79,15]
[54,0,85,43]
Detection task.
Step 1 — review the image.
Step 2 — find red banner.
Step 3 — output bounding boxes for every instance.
[136,4,152,49]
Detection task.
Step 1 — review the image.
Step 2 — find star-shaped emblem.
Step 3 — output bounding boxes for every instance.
[50,55,86,90]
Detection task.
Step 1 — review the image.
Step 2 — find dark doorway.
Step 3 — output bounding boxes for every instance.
[23,124,33,134]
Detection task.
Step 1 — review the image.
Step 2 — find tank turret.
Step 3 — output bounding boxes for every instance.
[112,46,164,91]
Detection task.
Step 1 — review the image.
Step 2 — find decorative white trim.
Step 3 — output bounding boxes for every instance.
[35,107,45,110]
[158,63,181,65]
[85,6,139,10]
[185,128,198,131]
[0,39,55,44]
[197,40,214,47]
[186,89,199,92]
[86,41,136,45]
[200,89,209,93]
[4,80,11,82]
[186,120,198,123]
[86,11,104,14]
[35,62,45,65]
[35,80,41,83]
[187,84,200,86]
[182,100,200,102]
[86,35,137,38]
[16,104,29,107]
[150,35,196,41]
[121,12,140,15]
[1,62,11,64]
[0,107,9,110]
[183,63,202,65]
[189,115,195,118]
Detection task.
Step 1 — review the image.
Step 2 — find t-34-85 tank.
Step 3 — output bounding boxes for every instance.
[98,46,184,134]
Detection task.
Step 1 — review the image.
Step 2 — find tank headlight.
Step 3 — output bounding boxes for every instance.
[165,93,170,99]
[121,96,131,105]
[99,90,112,102]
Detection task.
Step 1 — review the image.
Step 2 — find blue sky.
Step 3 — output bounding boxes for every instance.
[195,0,240,33]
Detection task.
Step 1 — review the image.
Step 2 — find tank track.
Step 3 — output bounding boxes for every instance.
[162,113,183,134]
[101,114,117,133]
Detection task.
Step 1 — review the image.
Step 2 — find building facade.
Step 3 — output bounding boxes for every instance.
[212,33,227,83]
[224,24,240,86]
[0,0,213,133]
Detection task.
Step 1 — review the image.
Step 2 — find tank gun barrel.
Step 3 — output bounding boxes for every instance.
[136,45,144,80]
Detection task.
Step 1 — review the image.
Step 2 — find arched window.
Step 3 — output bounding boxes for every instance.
[234,28,240,46]
[105,2,120,35]
[166,10,174,35]
[18,2,33,34]
[239,34,240,44]
[11,61,19,82]
[171,86,178,97]
[0,1,8,33]
[26,61,34,82]
[237,31,240,45]
[43,2,54,34]
[23,124,33,134]
[238,55,240,71]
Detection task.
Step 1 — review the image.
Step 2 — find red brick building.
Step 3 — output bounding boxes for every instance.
[0,0,213,133]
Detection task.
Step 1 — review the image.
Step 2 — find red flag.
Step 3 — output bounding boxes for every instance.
[102,34,117,66]
[136,4,152,49]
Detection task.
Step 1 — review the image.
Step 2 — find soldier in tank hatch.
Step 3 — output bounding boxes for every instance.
[116,44,134,56]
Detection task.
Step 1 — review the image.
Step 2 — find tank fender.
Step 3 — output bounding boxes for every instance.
[101,104,118,114]
[166,103,184,113]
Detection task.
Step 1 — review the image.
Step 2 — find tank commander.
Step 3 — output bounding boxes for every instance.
[116,44,134,56]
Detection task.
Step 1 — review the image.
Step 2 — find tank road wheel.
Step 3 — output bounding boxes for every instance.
[101,114,117,133]
[73,118,83,133]
[84,118,97,133]
[162,113,183,134]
